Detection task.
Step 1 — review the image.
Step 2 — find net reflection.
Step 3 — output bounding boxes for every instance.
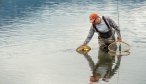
[83,48,121,83]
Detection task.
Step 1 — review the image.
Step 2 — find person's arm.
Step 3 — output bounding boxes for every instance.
[83,25,95,45]
[107,17,122,41]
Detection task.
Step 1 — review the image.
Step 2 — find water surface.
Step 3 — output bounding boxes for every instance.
[0,0,146,84]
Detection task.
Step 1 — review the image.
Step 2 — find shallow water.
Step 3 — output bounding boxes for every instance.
[0,0,146,84]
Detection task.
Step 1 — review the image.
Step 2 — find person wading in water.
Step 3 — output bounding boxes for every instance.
[82,13,122,50]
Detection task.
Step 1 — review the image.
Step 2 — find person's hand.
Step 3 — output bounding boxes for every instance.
[76,43,91,54]
[117,37,122,42]
[82,43,87,46]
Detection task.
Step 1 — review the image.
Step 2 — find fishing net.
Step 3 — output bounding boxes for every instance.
[108,41,130,56]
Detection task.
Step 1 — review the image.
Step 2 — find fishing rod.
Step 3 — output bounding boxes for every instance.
[117,0,120,84]
[117,0,120,27]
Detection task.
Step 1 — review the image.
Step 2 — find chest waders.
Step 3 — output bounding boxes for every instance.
[93,16,112,38]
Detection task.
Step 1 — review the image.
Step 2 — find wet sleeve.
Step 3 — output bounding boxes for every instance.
[83,26,95,44]
[108,18,121,38]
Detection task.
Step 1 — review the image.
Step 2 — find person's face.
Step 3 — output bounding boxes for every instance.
[93,17,101,24]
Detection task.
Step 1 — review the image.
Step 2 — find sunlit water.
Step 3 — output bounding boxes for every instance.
[0,0,146,84]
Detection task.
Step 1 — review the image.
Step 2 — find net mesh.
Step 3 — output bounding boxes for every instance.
[108,41,130,53]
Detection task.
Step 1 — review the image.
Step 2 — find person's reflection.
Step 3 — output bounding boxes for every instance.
[83,48,121,83]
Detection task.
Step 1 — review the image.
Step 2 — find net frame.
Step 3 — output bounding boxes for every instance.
[108,41,130,53]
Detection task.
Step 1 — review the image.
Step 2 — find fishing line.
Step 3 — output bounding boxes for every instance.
[116,0,120,84]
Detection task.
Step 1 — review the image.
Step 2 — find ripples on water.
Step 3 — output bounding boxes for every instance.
[0,0,146,84]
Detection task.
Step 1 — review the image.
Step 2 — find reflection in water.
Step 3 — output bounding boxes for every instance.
[83,48,122,83]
